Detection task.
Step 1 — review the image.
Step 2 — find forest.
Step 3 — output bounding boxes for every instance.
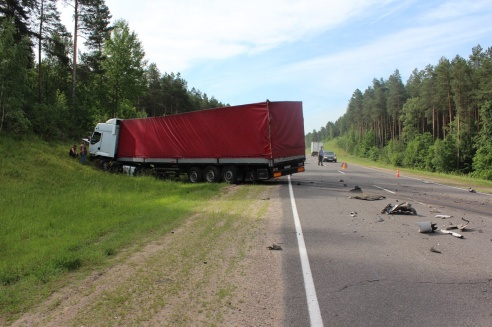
[0,0,227,139]
[306,45,492,180]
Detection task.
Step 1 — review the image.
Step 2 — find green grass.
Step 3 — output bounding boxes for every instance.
[0,134,224,321]
[321,139,492,192]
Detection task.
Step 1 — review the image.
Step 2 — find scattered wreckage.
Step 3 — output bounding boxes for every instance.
[381,202,417,215]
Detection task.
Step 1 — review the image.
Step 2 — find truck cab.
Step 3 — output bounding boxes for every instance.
[89,118,120,159]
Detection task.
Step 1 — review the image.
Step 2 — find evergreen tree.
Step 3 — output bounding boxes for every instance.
[102,19,146,118]
[387,69,407,141]
[0,19,31,133]
[472,101,492,179]
[30,0,64,103]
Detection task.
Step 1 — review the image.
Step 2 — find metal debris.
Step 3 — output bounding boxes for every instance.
[435,214,452,219]
[267,244,282,250]
[442,218,470,231]
[440,230,464,238]
[381,202,417,215]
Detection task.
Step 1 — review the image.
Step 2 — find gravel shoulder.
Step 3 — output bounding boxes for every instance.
[11,183,284,327]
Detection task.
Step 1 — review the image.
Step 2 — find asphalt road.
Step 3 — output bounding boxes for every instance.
[276,157,492,327]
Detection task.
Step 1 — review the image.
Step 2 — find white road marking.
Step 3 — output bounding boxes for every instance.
[288,175,324,327]
[373,185,396,194]
[337,171,346,174]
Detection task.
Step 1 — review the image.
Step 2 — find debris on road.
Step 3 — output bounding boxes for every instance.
[381,202,417,215]
[468,187,476,193]
[430,246,441,254]
[350,211,357,217]
[349,194,386,201]
[435,214,452,219]
[442,218,470,231]
[267,244,282,250]
[440,230,464,238]
[416,221,438,233]
[349,186,362,193]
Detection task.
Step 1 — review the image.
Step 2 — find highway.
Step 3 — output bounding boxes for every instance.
[276,156,492,327]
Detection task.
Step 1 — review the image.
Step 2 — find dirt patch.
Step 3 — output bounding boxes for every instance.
[11,184,284,327]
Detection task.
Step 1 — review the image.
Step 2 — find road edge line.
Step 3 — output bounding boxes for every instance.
[288,175,324,327]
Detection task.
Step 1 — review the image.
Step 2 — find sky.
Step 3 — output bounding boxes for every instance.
[60,0,492,133]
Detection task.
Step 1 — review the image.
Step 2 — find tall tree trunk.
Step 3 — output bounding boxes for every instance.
[37,0,44,103]
[72,0,78,106]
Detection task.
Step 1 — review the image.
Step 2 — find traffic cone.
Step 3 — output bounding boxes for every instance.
[396,169,400,177]
[342,162,347,169]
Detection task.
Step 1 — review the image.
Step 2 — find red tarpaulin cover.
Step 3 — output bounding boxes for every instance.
[117,101,304,160]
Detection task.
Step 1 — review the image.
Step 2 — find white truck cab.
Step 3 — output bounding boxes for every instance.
[89,118,121,159]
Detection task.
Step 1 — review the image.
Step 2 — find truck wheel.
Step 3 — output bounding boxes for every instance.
[102,160,110,171]
[221,166,237,184]
[204,166,220,183]
[188,167,203,183]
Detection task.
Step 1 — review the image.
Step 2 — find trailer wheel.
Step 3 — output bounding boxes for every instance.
[188,167,203,183]
[221,166,237,184]
[204,166,220,183]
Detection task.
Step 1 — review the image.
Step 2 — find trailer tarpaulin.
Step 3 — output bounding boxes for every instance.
[117,101,304,160]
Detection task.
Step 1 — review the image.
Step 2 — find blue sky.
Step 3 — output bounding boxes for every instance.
[61,0,492,133]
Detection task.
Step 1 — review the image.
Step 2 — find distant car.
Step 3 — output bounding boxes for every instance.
[323,151,337,162]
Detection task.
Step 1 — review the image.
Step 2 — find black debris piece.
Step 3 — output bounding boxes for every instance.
[267,244,282,250]
[349,186,362,193]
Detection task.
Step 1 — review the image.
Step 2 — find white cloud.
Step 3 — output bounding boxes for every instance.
[105,0,397,71]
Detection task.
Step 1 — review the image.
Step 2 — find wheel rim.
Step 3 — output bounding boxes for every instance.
[190,172,198,182]
[205,170,215,182]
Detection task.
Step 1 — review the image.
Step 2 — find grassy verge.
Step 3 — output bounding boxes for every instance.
[0,135,224,323]
[322,139,492,193]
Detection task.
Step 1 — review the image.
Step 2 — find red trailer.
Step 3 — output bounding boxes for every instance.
[88,100,305,183]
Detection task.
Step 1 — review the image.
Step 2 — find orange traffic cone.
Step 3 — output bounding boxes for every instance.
[342,162,347,169]
[396,169,400,177]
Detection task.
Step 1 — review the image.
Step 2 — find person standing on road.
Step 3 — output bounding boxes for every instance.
[318,146,324,166]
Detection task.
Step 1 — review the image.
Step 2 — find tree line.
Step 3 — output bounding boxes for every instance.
[0,0,227,139]
[306,45,492,180]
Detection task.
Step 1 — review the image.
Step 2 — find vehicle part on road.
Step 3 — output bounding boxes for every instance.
[442,218,470,231]
[349,194,386,201]
[435,214,452,219]
[416,221,437,233]
[382,202,417,215]
[440,230,464,238]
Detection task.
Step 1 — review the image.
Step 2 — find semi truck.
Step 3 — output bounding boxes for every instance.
[88,100,306,183]
[310,141,323,156]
